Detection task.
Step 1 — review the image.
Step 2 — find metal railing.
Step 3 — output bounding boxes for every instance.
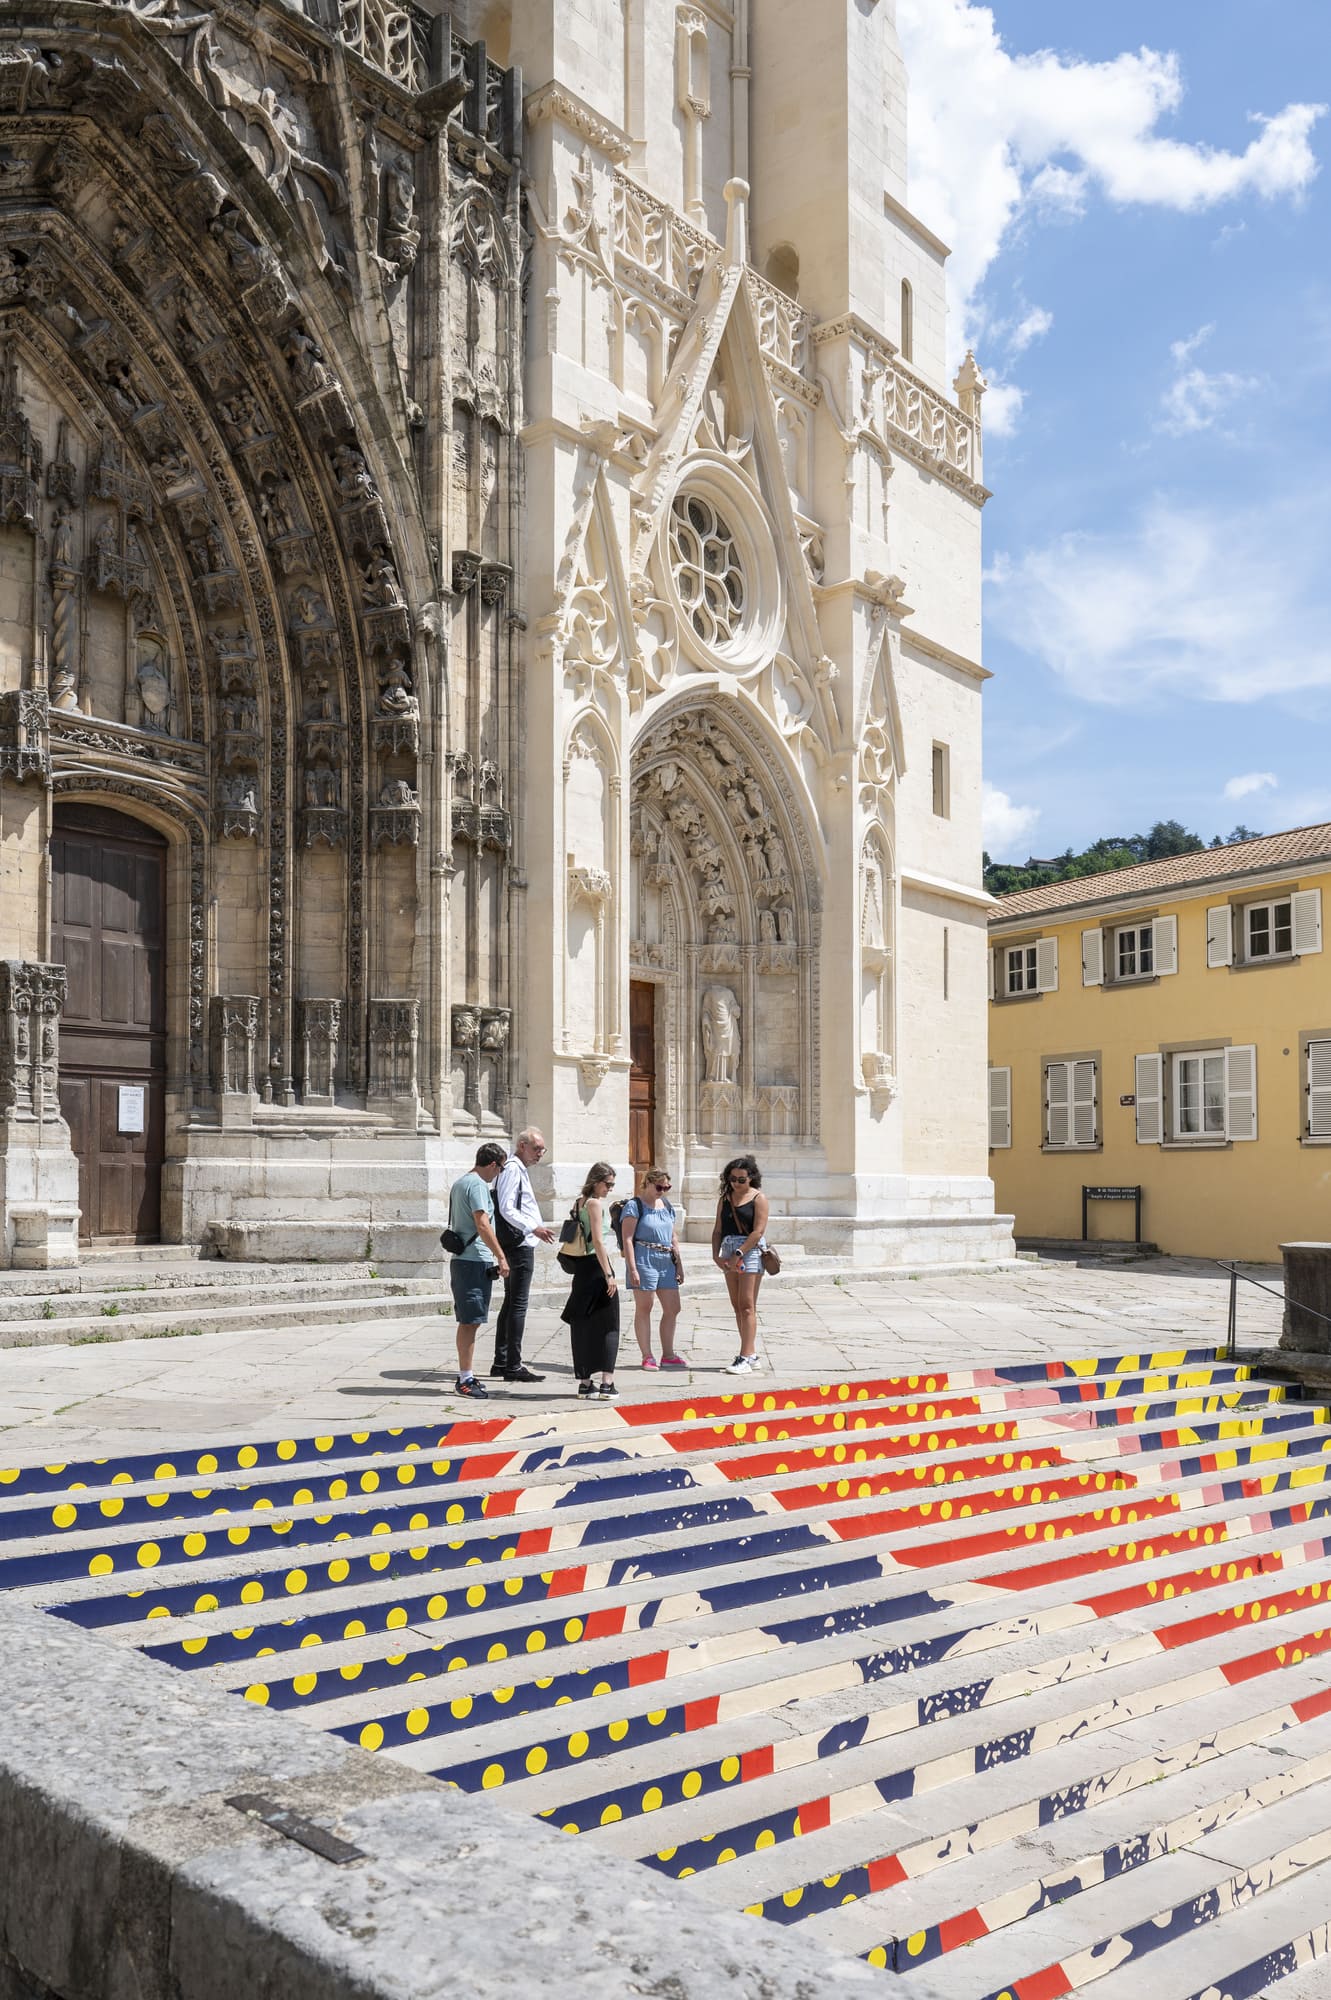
[1215,1259,1331,1361]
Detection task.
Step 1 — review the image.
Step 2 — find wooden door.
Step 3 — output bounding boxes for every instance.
[51,805,167,1243]
[628,980,657,1174]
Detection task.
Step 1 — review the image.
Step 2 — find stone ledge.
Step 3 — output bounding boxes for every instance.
[0,1599,934,1999]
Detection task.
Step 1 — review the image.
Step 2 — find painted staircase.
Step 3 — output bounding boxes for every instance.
[5,1350,1331,1995]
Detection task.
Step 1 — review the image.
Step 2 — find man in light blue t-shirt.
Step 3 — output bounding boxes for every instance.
[446,1141,508,1398]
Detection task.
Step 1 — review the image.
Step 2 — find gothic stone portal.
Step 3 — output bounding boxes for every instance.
[630,701,813,1175]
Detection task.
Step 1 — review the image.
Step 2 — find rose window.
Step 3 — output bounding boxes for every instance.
[669,493,745,648]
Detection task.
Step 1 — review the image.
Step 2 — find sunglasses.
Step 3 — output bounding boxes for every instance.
[653,1180,672,1190]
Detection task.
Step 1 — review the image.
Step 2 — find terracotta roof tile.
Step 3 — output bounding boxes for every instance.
[989,822,1331,926]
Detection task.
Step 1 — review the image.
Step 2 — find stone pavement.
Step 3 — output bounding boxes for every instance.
[0,1256,1284,1463]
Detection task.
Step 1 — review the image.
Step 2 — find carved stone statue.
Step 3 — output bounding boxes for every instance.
[332,443,378,502]
[378,657,417,715]
[378,778,416,808]
[361,545,404,608]
[133,635,173,734]
[701,985,741,1085]
[283,324,328,395]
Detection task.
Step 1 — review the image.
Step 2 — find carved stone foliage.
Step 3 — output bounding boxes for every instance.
[368,999,418,1112]
[0,961,66,1125]
[0,691,49,784]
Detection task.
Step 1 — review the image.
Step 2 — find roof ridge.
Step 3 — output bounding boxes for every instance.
[989,821,1331,925]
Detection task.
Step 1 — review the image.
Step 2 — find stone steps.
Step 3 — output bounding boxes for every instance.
[7,1349,1331,1997]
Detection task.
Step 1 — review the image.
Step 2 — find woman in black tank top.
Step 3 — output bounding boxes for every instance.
[712,1153,769,1376]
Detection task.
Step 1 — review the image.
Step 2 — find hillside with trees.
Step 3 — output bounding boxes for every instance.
[984,821,1263,898]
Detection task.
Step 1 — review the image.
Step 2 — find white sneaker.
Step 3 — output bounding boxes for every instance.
[724,1353,760,1374]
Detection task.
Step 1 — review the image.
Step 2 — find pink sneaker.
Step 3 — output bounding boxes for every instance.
[641,1354,659,1370]
[660,1354,688,1369]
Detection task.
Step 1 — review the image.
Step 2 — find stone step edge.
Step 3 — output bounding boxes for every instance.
[0,1290,464,1348]
[0,1276,455,1326]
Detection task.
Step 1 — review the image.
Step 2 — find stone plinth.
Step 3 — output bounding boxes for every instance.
[1279,1242,1331,1352]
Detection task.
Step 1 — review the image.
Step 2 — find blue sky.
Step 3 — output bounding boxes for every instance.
[896,1,1331,860]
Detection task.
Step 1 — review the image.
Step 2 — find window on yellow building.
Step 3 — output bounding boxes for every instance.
[1003,937,1057,997]
[1045,1058,1097,1149]
[1117,923,1154,979]
[1307,1039,1331,1140]
[988,1066,1012,1149]
[1136,1046,1257,1144]
[1246,899,1293,960]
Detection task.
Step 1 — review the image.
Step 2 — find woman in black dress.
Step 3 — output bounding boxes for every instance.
[561,1161,620,1397]
[712,1153,769,1377]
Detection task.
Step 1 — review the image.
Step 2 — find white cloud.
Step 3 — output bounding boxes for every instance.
[896,0,1325,354]
[1009,306,1054,355]
[983,783,1040,857]
[1224,771,1278,801]
[986,492,1331,706]
[980,377,1025,437]
[1157,323,1260,435]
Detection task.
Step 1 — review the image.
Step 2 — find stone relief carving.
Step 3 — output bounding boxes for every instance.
[700,984,740,1085]
[0,961,66,1125]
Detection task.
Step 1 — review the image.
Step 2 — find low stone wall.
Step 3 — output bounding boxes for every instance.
[0,1599,936,2000]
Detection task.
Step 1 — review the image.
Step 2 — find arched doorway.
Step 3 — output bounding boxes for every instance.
[629,698,821,1191]
[51,805,167,1244]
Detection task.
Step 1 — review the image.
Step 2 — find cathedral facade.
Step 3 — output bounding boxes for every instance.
[0,0,1012,1268]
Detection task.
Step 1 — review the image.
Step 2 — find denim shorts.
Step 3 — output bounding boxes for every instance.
[450,1258,496,1325]
[629,1245,678,1293]
[720,1232,765,1275]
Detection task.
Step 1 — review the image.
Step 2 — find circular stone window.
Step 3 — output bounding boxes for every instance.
[669,493,745,649]
[660,457,783,676]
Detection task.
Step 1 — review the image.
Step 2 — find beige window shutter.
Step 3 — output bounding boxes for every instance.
[1134,1053,1163,1143]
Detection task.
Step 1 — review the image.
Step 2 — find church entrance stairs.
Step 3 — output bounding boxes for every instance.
[6,1351,1331,1994]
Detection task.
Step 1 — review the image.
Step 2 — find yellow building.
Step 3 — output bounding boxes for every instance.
[987,824,1331,1260]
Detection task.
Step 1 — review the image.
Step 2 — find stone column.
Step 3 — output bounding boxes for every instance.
[297,999,341,1109]
[0,960,80,1267]
[210,996,261,1129]
[1279,1243,1331,1353]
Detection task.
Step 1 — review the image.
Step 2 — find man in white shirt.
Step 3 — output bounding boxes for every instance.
[492,1126,555,1381]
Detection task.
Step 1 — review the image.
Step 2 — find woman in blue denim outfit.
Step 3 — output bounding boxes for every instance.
[711,1153,769,1377]
[623,1168,686,1370]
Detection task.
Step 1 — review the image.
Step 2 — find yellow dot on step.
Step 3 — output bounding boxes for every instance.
[466,1585,486,1609]
[642,1787,664,1813]
[136,1543,161,1569]
[87,1553,114,1579]
[907,1932,928,1957]
[293,1673,318,1697]
[427,1596,448,1620]
[100,1498,123,1519]
[197,1454,219,1475]
[564,1617,585,1641]
[782,1887,803,1908]
[526,1630,546,1653]
[867,1948,888,1969]
[681,1771,702,1799]
[397,1465,416,1485]
[720,1755,741,1782]
[276,1441,297,1461]
[244,1684,269,1705]
[601,1803,622,1825]
[194,1593,218,1614]
[481,1763,506,1790]
[526,1746,548,1775]
[237,1447,258,1469]
[51,1503,77,1529]
[568,1732,590,1759]
[406,1708,430,1735]
[608,1719,629,1741]
[285,1570,308,1595]
[755,1829,776,1849]
[360,1722,384,1751]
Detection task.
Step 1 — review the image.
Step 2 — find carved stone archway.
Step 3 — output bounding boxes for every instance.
[629,693,821,1174]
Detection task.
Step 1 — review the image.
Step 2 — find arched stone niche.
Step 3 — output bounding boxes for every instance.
[629,694,820,1160]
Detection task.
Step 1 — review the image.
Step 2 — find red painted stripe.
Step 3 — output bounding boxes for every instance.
[584,1605,626,1642]
[741,1745,775,1782]
[482,1488,518,1516]
[1089,1552,1271,1619]
[617,1378,956,1426]
[515,1527,552,1558]
[1158,1580,1329,1649]
[456,1451,516,1483]
[628,1650,669,1686]
[887,1493,1182,1570]
[546,1565,585,1598]
[716,1442,1076,1487]
[684,1696,720,1732]
[937,1907,989,1954]
[797,1795,831,1833]
[1294,1685,1331,1723]
[1017,1966,1072,2000]
[990,1522,1222,1592]
[1222,1625,1331,1685]
[867,1853,907,1892]
[445,1421,512,1446]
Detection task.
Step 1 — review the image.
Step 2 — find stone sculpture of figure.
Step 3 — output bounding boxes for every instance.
[758,907,778,943]
[701,985,741,1086]
[290,585,328,629]
[378,657,417,715]
[304,674,337,721]
[208,208,272,286]
[283,324,328,396]
[332,443,378,502]
[303,767,321,808]
[480,1011,509,1051]
[49,505,73,569]
[134,638,172,733]
[257,476,295,541]
[222,387,264,442]
[451,1007,478,1048]
[361,545,404,608]
[221,773,258,812]
[378,778,416,808]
